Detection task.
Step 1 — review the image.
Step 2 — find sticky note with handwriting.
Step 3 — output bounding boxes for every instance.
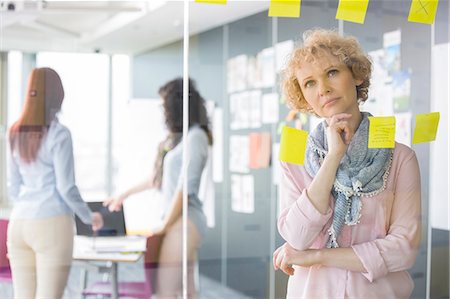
[412,112,440,144]
[335,0,369,24]
[368,116,396,148]
[279,126,308,165]
[269,0,301,18]
[408,0,439,24]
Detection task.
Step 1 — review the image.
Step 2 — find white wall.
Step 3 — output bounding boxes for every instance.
[430,43,450,231]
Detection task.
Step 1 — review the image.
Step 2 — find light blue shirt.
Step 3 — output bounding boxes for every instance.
[162,125,208,237]
[7,119,92,224]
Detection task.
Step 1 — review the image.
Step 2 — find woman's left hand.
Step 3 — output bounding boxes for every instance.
[273,243,319,276]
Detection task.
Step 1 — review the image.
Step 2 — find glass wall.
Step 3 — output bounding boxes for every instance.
[186,1,448,298]
[0,1,448,298]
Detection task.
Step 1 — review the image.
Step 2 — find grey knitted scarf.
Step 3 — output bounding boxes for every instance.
[305,112,393,248]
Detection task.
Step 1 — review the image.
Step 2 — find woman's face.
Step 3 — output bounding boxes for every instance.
[295,52,363,119]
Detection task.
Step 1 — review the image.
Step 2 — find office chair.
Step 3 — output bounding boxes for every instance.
[0,219,12,284]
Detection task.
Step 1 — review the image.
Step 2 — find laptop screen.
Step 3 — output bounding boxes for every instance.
[75,202,127,236]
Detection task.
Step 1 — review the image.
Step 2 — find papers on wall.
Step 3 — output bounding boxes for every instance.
[250,90,262,128]
[394,112,412,147]
[212,107,224,182]
[249,132,272,169]
[272,143,281,185]
[230,91,262,130]
[258,47,276,88]
[368,116,396,148]
[247,56,262,89]
[364,49,394,116]
[228,46,278,94]
[383,30,401,77]
[262,93,280,124]
[230,92,250,130]
[363,85,394,116]
[231,174,254,214]
[392,69,411,112]
[275,40,294,72]
[227,55,248,93]
[229,135,249,173]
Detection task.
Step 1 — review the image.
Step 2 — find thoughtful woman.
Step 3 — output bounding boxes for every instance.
[273,29,421,298]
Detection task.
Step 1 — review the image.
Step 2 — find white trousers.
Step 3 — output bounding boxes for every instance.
[7,214,74,299]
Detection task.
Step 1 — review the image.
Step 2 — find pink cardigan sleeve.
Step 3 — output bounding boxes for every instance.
[277,161,333,250]
[352,150,422,282]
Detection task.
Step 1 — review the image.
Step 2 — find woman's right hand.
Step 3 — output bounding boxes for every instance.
[326,113,353,160]
[103,194,126,212]
[91,212,104,232]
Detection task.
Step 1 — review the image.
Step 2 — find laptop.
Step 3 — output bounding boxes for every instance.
[75,202,127,237]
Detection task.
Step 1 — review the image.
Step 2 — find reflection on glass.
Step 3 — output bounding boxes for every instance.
[105,77,211,298]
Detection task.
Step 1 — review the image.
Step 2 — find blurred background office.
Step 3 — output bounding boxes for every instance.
[0,1,448,298]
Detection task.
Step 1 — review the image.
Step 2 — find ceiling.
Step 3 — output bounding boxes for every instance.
[0,0,270,55]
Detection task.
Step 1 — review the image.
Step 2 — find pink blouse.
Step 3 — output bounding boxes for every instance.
[278,143,421,299]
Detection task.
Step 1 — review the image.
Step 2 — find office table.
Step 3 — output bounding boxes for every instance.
[73,235,147,299]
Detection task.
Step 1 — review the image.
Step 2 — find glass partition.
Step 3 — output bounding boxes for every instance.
[0,1,448,298]
[189,1,448,298]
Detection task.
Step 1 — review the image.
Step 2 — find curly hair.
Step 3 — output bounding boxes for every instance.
[151,77,212,189]
[282,29,372,114]
[159,77,211,140]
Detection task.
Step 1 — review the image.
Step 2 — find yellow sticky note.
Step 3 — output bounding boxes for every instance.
[408,0,439,24]
[368,116,396,148]
[269,0,301,18]
[335,0,369,24]
[412,112,440,144]
[279,126,308,165]
[195,0,227,4]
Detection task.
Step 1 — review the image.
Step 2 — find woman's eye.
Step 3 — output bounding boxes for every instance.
[328,69,338,77]
[305,81,315,88]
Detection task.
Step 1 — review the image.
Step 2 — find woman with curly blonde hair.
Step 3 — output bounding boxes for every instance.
[273,29,421,298]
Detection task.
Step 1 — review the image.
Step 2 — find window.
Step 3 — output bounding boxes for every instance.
[37,52,109,199]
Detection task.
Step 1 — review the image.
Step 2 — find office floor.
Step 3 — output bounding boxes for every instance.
[0,260,251,299]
